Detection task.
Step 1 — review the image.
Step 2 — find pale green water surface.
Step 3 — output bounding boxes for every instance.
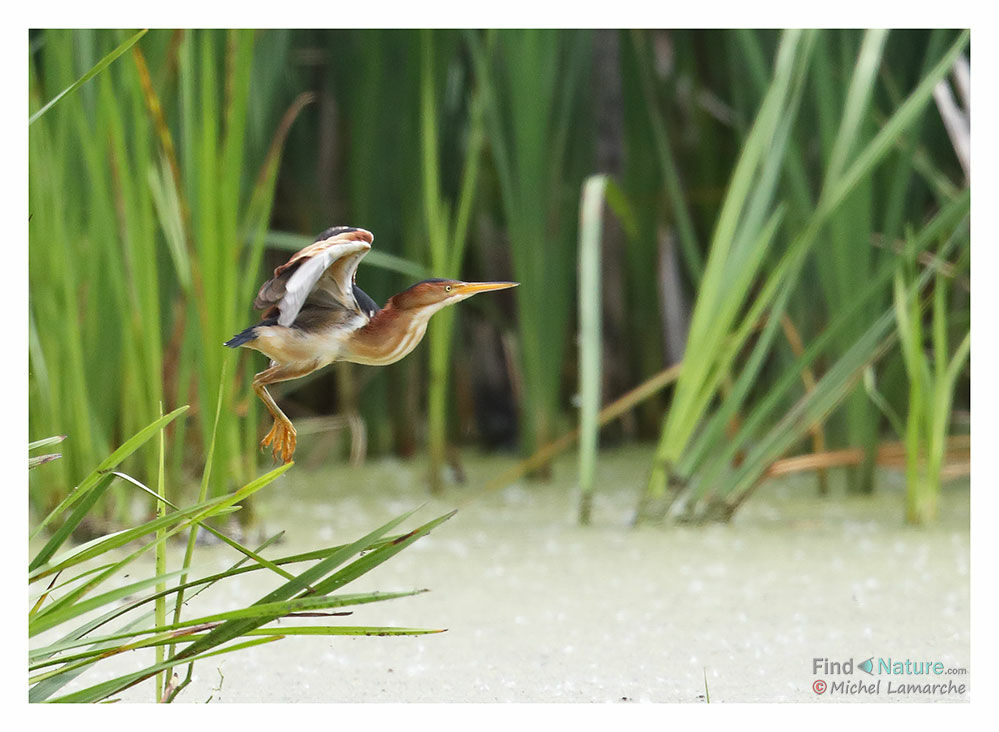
[38,445,970,703]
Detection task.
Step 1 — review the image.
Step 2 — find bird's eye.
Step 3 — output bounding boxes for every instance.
[445,285,452,292]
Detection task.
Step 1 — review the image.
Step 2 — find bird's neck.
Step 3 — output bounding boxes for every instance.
[345,302,436,366]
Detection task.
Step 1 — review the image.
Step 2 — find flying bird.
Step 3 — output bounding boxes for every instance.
[225,226,518,463]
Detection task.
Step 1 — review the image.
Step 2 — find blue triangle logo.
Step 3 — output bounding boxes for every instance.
[858,657,874,675]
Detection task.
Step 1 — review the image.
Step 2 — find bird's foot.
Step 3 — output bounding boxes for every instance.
[261,418,297,463]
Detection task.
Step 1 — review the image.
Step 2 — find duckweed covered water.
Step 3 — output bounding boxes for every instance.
[49,445,969,702]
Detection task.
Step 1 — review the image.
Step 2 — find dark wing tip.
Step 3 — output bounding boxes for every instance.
[314,225,357,241]
[314,225,373,243]
[353,284,380,318]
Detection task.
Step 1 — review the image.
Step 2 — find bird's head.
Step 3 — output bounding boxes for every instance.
[345,278,519,367]
[391,279,518,315]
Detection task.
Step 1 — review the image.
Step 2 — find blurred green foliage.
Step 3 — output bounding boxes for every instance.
[29,29,970,524]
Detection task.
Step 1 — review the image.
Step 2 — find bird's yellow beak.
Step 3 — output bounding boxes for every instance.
[452,281,519,296]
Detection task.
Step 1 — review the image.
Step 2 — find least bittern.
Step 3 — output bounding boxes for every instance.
[225,226,518,463]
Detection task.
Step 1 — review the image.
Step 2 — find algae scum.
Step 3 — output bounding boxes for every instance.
[58,446,970,702]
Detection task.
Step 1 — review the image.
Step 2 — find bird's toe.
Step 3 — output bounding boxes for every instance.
[281,423,297,463]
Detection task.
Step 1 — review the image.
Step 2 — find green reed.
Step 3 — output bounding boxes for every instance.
[29,30,303,516]
[893,231,970,524]
[420,30,485,492]
[466,29,593,462]
[634,29,969,523]
[29,403,452,702]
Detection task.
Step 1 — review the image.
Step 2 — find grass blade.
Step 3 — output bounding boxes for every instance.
[29,406,189,548]
[29,29,148,125]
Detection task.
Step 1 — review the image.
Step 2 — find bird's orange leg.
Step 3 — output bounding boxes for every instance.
[252,362,316,463]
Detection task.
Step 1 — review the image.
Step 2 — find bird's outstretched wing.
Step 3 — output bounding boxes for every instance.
[254,226,373,327]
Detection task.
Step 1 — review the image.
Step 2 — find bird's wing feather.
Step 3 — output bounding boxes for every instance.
[253,227,373,327]
[277,252,337,326]
[353,284,380,319]
[306,245,371,313]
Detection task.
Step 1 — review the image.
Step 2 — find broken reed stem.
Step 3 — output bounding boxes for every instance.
[765,434,970,478]
[470,363,682,501]
[779,312,830,494]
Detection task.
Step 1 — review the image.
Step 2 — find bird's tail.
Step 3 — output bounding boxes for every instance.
[224,324,262,348]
